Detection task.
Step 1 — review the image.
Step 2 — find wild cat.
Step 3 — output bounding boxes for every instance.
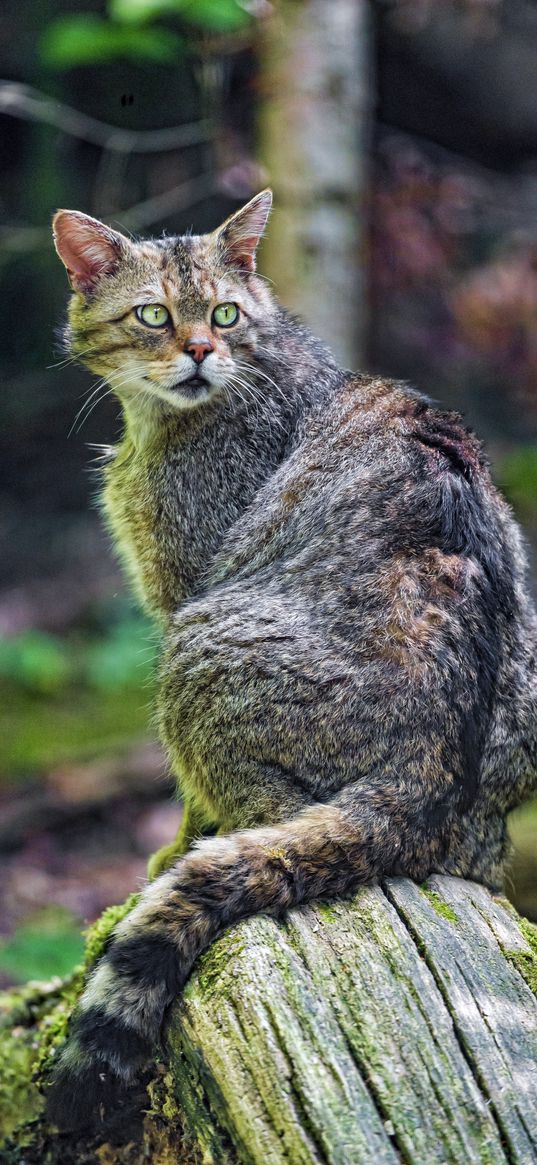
[48,190,537,1127]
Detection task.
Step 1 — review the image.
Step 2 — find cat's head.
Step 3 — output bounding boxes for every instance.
[52,191,275,416]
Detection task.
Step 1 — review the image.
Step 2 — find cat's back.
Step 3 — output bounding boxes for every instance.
[309,372,485,485]
[207,372,522,596]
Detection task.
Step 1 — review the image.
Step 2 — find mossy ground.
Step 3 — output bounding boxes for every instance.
[0,894,139,1149]
[0,975,76,1143]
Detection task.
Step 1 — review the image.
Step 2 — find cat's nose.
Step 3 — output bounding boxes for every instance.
[184,337,214,364]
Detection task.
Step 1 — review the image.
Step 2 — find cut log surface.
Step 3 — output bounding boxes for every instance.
[169,877,537,1165]
[1,876,536,1164]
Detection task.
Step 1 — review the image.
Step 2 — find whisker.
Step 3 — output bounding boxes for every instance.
[48,344,101,371]
[223,372,287,435]
[223,372,261,416]
[75,389,114,433]
[75,378,144,434]
[223,375,250,415]
[232,361,289,417]
[252,342,293,370]
[234,357,289,400]
[68,379,109,437]
[86,443,115,463]
[69,370,146,436]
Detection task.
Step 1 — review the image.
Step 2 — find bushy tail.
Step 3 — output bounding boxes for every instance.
[45,790,426,1130]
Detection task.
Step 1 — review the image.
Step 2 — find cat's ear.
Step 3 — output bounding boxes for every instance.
[215,189,272,273]
[52,210,129,293]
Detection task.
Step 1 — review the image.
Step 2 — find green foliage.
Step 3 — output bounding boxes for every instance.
[40,14,184,68]
[0,609,158,775]
[0,909,84,984]
[1,685,151,775]
[496,445,537,523]
[40,0,251,69]
[0,614,156,698]
[110,0,251,30]
[84,615,156,692]
[109,0,176,23]
[0,632,71,696]
[169,0,252,31]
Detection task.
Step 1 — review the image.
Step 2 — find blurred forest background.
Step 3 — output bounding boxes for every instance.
[1,0,537,988]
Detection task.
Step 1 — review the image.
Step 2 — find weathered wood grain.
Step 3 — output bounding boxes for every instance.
[386,876,537,1165]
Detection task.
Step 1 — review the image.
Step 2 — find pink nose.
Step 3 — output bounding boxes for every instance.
[184,338,214,364]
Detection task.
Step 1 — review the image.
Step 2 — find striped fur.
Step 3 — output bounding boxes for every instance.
[48,194,537,1129]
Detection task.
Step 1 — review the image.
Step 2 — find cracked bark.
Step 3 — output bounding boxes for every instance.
[1,876,536,1164]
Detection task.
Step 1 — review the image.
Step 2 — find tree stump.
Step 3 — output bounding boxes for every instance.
[1,876,536,1164]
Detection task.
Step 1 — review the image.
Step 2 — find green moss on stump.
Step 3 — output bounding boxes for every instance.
[421,887,459,924]
[504,916,537,997]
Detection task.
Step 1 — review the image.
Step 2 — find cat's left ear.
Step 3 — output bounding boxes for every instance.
[215,189,272,273]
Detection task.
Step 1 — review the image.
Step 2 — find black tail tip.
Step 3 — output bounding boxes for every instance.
[45,1063,128,1133]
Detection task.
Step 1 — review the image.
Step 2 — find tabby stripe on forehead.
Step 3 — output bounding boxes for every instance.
[171,239,197,281]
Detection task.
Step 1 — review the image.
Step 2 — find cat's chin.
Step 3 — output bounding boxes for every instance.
[147,376,220,412]
[169,378,217,410]
[170,374,210,398]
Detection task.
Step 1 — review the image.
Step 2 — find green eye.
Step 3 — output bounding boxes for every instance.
[212,302,239,328]
[135,303,170,328]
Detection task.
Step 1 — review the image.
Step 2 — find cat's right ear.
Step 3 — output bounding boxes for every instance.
[52,210,128,294]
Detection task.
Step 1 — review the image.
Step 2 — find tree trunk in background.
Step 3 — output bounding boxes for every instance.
[257,0,372,370]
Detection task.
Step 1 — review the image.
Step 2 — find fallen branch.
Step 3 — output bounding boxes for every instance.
[0,82,213,152]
